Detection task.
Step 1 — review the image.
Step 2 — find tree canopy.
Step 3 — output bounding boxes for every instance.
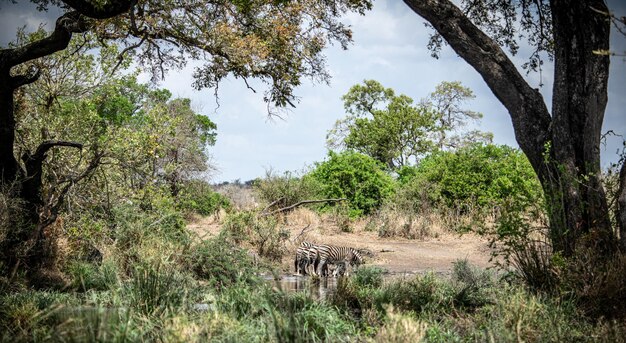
[327,80,491,169]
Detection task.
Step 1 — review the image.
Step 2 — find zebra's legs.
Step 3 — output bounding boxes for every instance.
[317,259,327,277]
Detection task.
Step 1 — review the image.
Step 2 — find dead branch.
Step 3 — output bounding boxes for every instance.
[292,224,312,243]
[261,196,285,214]
[260,198,347,216]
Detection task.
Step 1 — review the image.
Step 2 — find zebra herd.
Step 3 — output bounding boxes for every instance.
[294,241,367,277]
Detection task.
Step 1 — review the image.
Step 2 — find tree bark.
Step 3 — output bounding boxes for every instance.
[618,161,626,250]
[403,0,617,256]
[0,1,133,278]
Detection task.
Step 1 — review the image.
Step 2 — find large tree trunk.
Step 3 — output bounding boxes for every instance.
[403,0,618,257]
[547,0,614,255]
[0,3,131,282]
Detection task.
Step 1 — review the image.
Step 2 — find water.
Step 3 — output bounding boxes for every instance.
[268,275,340,300]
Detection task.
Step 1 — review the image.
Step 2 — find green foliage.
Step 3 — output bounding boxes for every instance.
[185,234,260,289]
[400,144,542,212]
[328,80,491,169]
[328,80,436,168]
[353,266,385,289]
[177,180,231,216]
[423,80,491,150]
[307,151,396,216]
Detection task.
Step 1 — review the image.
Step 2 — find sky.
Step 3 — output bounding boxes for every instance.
[1,0,625,183]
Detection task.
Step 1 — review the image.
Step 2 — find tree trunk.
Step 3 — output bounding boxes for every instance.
[403,0,618,257]
[618,161,626,250]
[0,4,131,281]
[546,0,614,256]
[0,73,20,187]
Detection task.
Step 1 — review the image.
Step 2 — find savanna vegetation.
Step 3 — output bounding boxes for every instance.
[1,0,625,342]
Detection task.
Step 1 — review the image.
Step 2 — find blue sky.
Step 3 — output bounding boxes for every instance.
[2,0,625,183]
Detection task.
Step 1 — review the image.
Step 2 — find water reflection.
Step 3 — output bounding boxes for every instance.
[270,275,339,300]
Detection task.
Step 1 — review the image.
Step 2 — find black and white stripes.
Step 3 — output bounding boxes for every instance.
[294,241,364,277]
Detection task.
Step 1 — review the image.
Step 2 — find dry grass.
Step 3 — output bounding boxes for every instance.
[213,184,258,210]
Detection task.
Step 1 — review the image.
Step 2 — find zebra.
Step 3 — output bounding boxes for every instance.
[295,241,324,276]
[315,244,363,277]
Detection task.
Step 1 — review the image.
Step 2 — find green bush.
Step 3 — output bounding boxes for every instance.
[353,266,385,289]
[307,151,396,217]
[399,144,542,213]
[178,180,231,216]
[186,234,259,289]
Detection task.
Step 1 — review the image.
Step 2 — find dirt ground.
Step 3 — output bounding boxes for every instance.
[186,209,496,275]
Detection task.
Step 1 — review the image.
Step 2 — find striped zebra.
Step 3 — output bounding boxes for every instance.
[315,244,363,277]
[295,241,323,276]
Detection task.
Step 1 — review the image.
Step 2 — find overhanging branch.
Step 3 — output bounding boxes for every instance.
[32,140,83,162]
[61,0,134,19]
[402,0,552,171]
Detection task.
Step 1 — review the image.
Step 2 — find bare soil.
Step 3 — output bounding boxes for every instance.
[186,209,496,276]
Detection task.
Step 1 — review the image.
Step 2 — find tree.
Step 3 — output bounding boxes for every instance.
[327,80,490,169]
[0,0,372,278]
[421,81,492,150]
[403,0,624,256]
[327,80,436,169]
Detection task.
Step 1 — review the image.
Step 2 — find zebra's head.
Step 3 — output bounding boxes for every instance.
[350,248,364,266]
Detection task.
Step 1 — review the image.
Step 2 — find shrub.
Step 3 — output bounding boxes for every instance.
[221,211,289,261]
[186,234,259,289]
[128,262,191,315]
[254,169,323,211]
[178,180,231,216]
[307,151,396,217]
[353,266,385,289]
[399,144,542,213]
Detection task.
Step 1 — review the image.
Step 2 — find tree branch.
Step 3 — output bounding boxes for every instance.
[61,0,134,19]
[32,140,83,161]
[10,68,41,89]
[39,151,103,229]
[3,11,88,67]
[261,196,286,213]
[260,198,347,216]
[403,0,552,172]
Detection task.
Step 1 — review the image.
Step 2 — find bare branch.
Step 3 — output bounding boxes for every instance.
[260,198,347,217]
[261,196,285,214]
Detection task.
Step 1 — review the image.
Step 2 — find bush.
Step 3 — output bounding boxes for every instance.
[221,211,289,261]
[399,144,542,213]
[178,180,231,216]
[353,266,385,289]
[254,169,322,211]
[307,151,396,217]
[186,234,260,289]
